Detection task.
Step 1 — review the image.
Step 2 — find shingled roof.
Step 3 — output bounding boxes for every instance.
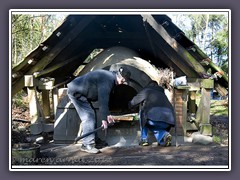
[12,14,228,96]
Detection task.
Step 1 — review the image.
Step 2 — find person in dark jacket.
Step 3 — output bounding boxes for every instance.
[128,80,175,147]
[67,67,131,154]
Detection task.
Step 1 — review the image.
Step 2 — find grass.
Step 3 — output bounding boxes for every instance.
[12,90,28,109]
[195,93,228,116]
[210,100,228,116]
[194,96,229,145]
[210,100,229,145]
[212,135,222,144]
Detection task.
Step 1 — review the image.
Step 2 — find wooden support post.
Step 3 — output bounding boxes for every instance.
[24,75,38,123]
[188,91,197,114]
[199,88,211,124]
[195,79,214,136]
[182,88,189,136]
[52,88,59,117]
[37,77,55,123]
[24,75,46,134]
[27,87,38,124]
[174,86,190,136]
[42,90,51,122]
[196,88,212,136]
[174,85,199,136]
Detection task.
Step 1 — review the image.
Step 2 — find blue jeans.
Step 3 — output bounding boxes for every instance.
[141,120,171,145]
[67,91,96,145]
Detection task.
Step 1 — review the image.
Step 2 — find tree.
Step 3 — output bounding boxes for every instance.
[170,14,229,74]
[208,15,229,74]
[11,14,67,67]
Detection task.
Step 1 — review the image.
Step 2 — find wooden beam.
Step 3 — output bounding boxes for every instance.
[89,32,146,40]
[188,78,214,90]
[12,55,39,73]
[28,16,96,74]
[141,15,207,77]
[215,82,228,97]
[33,54,83,78]
[152,36,198,77]
[12,16,96,97]
[192,45,228,83]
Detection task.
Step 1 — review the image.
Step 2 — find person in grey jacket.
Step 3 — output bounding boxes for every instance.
[67,67,131,154]
[128,80,175,147]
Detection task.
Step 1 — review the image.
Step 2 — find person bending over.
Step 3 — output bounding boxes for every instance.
[67,67,131,153]
[128,80,175,147]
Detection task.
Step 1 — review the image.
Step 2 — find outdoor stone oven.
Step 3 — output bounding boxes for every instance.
[52,46,213,146]
[53,46,166,145]
[19,45,214,146]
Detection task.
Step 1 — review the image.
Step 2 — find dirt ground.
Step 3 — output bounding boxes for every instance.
[11,102,229,167]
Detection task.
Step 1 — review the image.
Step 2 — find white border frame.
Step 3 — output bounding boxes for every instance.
[9,9,231,171]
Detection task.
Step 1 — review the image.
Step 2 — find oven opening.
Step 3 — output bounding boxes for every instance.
[109,84,138,115]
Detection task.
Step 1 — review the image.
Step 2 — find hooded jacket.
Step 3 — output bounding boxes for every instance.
[129,82,175,127]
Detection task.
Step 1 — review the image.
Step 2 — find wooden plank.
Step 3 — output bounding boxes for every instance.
[112,116,134,121]
[111,113,138,121]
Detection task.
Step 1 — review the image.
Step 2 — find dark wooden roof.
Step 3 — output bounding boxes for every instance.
[12,14,228,96]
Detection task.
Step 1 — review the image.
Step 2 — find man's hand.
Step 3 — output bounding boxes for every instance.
[102,115,115,130]
[101,120,108,130]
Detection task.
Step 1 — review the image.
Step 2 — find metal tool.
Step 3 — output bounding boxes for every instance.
[74,126,103,143]
[74,122,114,144]
[74,113,138,144]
